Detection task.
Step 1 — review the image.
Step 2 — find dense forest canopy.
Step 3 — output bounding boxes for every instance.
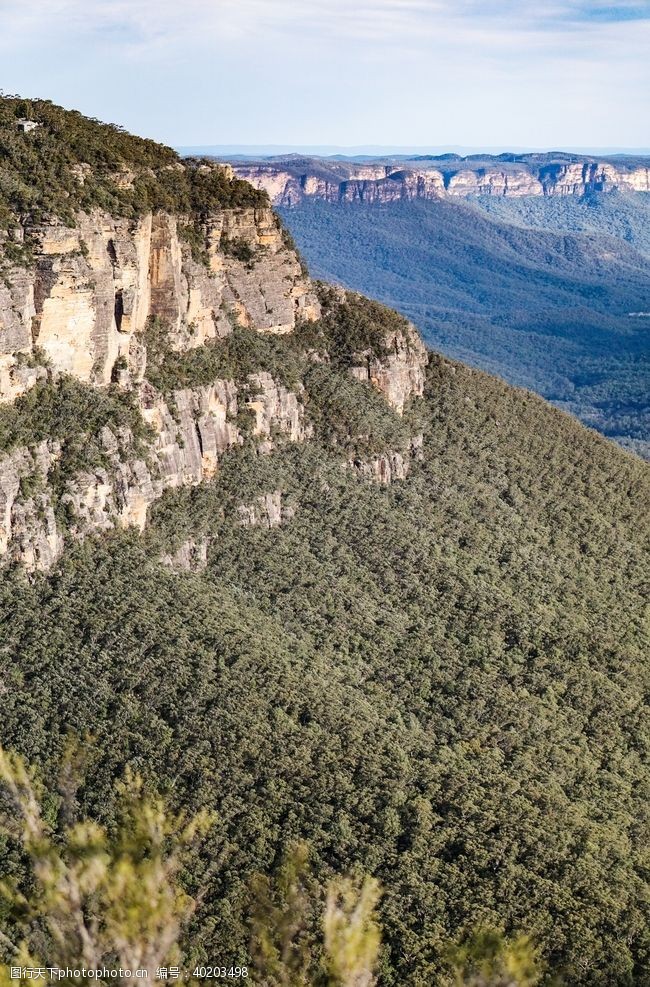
[1,335,648,984]
[279,196,650,458]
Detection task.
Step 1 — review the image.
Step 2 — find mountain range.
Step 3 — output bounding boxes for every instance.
[228,153,650,205]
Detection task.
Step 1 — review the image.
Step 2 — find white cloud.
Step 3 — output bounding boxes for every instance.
[2,0,649,53]
[1,0,648,148]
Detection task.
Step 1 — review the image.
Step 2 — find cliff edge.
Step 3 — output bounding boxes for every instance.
[0,97,427,568]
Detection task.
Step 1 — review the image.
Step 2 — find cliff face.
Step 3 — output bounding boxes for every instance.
[0,98,430,570]
[350,324,427,416]
[0,205,319,403]
[0,371,314,569]
[233,159,650,206]
[0,209,427,569]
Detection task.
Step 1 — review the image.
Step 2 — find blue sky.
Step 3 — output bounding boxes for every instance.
[1,0,649,150]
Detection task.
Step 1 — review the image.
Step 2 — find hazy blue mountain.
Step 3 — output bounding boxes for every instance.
[280,195,650,456]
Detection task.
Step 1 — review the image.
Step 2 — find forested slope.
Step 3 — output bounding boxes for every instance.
[1,340,648,985]
[280,197,650,457]
[0,98,649,986]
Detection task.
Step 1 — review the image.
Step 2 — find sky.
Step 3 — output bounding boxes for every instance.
[0,0,649,150]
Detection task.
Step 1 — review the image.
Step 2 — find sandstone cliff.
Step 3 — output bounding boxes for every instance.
[0,369,315,569]
[232,157,650,206]
[0,204,319,403]
[0,221,426,569]
[350,324,427,416]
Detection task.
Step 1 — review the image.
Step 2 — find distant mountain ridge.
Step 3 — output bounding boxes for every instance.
[221,153,650,205]
[179,145,650,159]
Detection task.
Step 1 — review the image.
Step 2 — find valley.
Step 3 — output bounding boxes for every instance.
[226,153,650,457]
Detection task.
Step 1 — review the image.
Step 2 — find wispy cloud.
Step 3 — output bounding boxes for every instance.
[0,0,647,146]
[2,0,649,53]
[570,0,650,21]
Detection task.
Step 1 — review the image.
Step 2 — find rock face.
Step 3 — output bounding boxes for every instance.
[351,433,424,485]
[237,490,294,528]
[0,441,63,569]
[232,158,650,207]
[0,206,319,402]
[350,319,428,414]
[0,201,425,571]
[0,195,321,569]
[161,537,209,571]
[247,372,312,448]
[0,370,312,569]
[351,451,409,485]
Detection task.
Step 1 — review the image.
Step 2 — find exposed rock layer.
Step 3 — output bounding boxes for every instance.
[232,160,650,206]
[0,202,427,570]
[0,206,319,402]
[0,370,314,569]
[350,326,427,416]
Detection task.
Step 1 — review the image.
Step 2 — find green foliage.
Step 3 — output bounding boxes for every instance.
[221,236,257,264]
[139,307,412,460]
[4,103,646,984]
[250,842,382,987]
[303,364,411,455]
[0,239,33,269]
[141,318,306,394]
[0,745,214,981]
[183,161,267,213]
[0,375,152,495]
[250,843,321,985]
[323,876,381,987]
[278,216,309,276]
[447,930,543,987]
[312,285,409,367]
[478,189,650,257]
[0,374,149,455]
[0,96,267,228]
[0,751,384,987]
[0,354,647,983]
[177,221,210,267]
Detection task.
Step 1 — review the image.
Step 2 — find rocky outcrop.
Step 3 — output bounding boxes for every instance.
[247,372,312,447]
[0,441,63,568]
[351,433,424,485]
[0,205,319,402]
[0,370,311,569]
[352,451,409,485]
[0,316,422,566]
[350,320,428,414]
[236,490,295,528]
[233,159,650,207]
[161,537,209,571]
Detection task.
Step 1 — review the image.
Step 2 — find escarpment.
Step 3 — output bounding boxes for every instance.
[0,98,446,570]
[0,100,427,569]
[0,204,319,403]
[232,157,650,206]
[0,277,426,568]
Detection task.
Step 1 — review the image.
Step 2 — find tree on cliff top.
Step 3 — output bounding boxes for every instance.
[0,96,267,228]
